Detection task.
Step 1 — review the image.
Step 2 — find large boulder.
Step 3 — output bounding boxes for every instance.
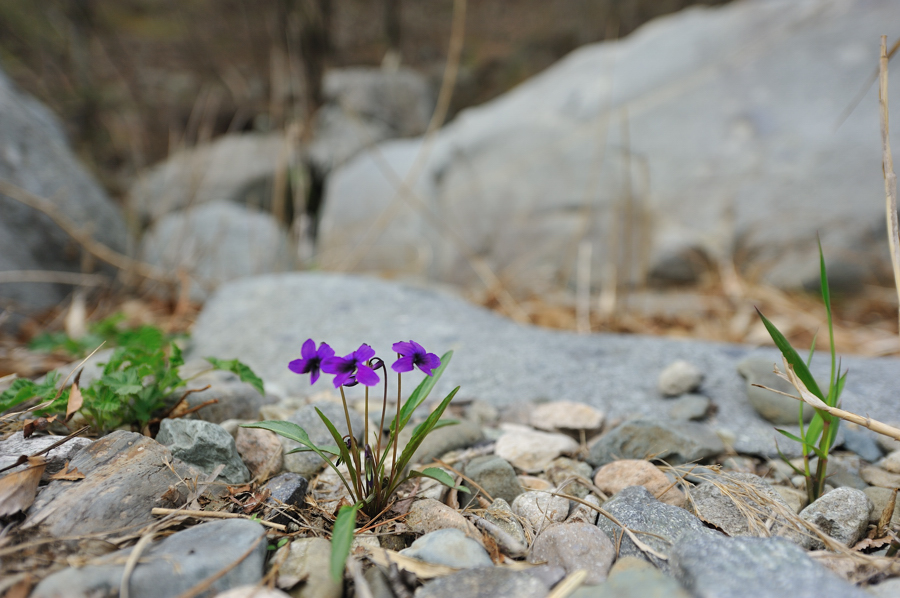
[139,201,294,301]
[127,133,287,227]
[0,68,129,321]
[186,272,900,458]
[319,0,899,294]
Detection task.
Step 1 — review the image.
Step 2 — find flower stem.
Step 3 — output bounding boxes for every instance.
[391,363,401,484]
[339,385,364,501]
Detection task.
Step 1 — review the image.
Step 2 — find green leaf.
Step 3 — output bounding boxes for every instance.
[806,330,818,368]
[206,357,265,396]
[756,308,825,400]
[330,503,361,582]
[315,408,360,499]
[391,386,460,492]
[776,428,827,460]
[774,440,806,477]
[412,418,459,436]
[170,343,184,369]
[408,467,470,492]
[393,350,453,434]
[287,444,342,457]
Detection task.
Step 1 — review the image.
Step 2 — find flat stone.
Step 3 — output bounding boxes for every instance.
[860,465,900,489]
[671,531,870,598]
[799,487,872,549]
[32,519,266,598]
[528,522,615,584]
[282,402,365,478]
[592,459,684,506]
[667,394,712,421]
[840,425,883,463]
[463,455,523,504]
[400,528,492,568]
[737,356,813,425]
[235,426,283,481]
[512,490,569,535]
[157,418,250,484]
[0,431,92,479]
[868,578,900,598]
[587,419,724,468]
[410,419,484,465]
[879,450,900,473]
[569,565,692,598]
[494,424,579,473]
[186,273,900,459]
[406,498,481,539]
[529,401,604,432]
[658,360,703,396]
[277,537,341,598]
[688,473,807,545]
[483,498,527,547]
[23,431,196,537]
[596,485,712,573]
[416,567,548,598]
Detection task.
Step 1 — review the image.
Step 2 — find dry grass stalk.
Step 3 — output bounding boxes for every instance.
[879,35,900,336]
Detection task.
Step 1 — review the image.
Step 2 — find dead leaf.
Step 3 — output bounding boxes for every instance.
[365,547,460,579]
[66,374,83,422]
[23,415,57,438]
[0,456,47,516]
[48,461,85,481]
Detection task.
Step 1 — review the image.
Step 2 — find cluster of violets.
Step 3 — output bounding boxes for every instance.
[289,339,441,387]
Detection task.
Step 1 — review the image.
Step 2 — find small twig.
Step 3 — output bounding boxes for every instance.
[120,531,156,598]
[0,179,172,283]
[0,270,111,286]
[0,425,90,474]
[150,508,286,531]
[471,516,527,558]
[879,36,900,335]
[434,458,494,503]
[546,569,588,598]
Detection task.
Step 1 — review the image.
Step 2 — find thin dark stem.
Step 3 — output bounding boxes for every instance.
[376,363,388,460]
[339,385,364,501]
[391,362,402,484]
[815,419,831,500]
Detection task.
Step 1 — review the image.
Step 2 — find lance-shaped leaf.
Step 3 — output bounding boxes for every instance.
[756,309,825,400]
[391,351,453,434]
[315,408,360,500]
[407,467,470,492]
[330,503,361,582]
[775,428,827,460]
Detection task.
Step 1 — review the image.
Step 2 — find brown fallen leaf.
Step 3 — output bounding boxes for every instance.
[23,415,56,439]
[0,456,47,517]
[48,461,85,481]
[852,536,892,551]
[66,370,84,422]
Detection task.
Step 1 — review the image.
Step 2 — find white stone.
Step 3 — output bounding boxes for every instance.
[494,424,580,473]
[658,360,703,396]
[512,490,569,534]
[530,401,604,431]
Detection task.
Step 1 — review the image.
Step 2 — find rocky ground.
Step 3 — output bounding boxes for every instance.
[3,273,900,598]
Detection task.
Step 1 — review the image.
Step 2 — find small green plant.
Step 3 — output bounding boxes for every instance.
[757,240,847,504]
[2,324,263,433]
[243,339,468,581]
[28,312,167,357]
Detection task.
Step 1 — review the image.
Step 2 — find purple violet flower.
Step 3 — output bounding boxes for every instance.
[391,340,441,376]
[322,343,381,388]
[288,339,334,385]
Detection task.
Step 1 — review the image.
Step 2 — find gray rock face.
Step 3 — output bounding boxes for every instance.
[799,487,872,549]
[0,67,128,323]
[688,472,807,545]
[128,133,286,226]
[32,519,267,598]
[671,531,870,598]
[464,455,523,504]
[400,528,493,568]
[0,431,92,479]
[140,201,293,301]
[23,431,196,537]
[156,419,250,484]
[416,567,548,598]
[410,419,484,465]
[569,566,692,598]
[587,419,724,467]
[181,365,270,423]
[528,522,615,584]
[319,0,900,296]
[738,356,813,425]
[282,401,365,477]
[186,272,900,458]
[841,426,883,463]
[596,485,712,572]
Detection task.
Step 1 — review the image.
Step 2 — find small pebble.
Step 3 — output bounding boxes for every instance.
[593,459,684,506]
[658,360,703,396]
[528,522,615,584]
[799,487,872,549]
[235,426,283,480]
[667,394,711,421]
[860,465,900,488]
[565,493,600,525]
[464,455,523,504]
[400,528,492,568]
[529,400,604,432]
[406,498,481,539]
[512,490,569,534]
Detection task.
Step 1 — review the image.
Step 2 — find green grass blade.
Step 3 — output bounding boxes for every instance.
[756,308,825,400]
[408,467,470,492]
[806,331,818,368]
[804,412,824,446]
[774,440,806,477]
[315,408,359,494]
[330,503,361,582]
[412,418,459,436]
[287,445,341,456]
